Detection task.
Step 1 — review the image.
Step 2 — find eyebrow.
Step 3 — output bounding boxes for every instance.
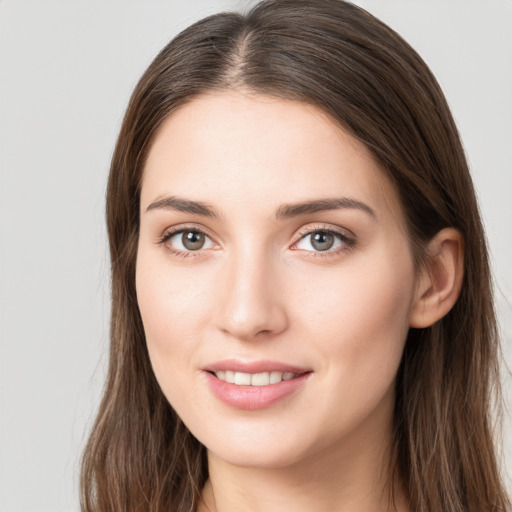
[146,196,219,218]
[276,197,376,220]
[145,195,376,220]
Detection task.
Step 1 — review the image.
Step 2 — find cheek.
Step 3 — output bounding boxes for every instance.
[278,251,415,447]
[295,247,415,392]
[135,251,214,391]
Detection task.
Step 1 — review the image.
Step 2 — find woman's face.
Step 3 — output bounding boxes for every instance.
[136,91,421,469]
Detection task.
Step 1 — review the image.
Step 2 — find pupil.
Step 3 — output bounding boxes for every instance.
[311,232,334,251]
[182,231,205,250]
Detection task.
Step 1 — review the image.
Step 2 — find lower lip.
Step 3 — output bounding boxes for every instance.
[204,372,311,410]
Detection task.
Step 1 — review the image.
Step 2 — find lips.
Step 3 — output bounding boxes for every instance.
[203,359,312,410]
[214,370,299,386]
[204,359,310,374]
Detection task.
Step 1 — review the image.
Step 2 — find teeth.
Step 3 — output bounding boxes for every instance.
[214,370,299,386]
[234,372,251,385]
[251,372,270,386]
[269,371,282,384]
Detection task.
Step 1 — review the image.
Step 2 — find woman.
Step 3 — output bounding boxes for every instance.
[80,1,510,511]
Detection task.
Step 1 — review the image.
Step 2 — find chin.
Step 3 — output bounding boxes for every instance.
[208,443,305,470]
[195,419,330,471]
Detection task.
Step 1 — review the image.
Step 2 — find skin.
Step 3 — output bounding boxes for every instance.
[136,91,463,511]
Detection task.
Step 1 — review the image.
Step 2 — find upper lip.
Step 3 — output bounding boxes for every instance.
[203,359,311,374]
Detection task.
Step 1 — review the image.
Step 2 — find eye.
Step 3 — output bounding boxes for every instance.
[294,229,354,253]
[162,228,216,252]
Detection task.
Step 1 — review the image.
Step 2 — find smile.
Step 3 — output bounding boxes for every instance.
[214,370,299,386]
[204,362,312,410]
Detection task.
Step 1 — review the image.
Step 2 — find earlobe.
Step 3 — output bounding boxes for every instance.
[409,228,464,328]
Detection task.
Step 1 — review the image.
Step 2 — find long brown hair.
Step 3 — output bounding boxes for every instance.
[80,1,510,511]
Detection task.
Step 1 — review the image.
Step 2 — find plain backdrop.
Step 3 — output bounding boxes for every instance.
[0,1,510,511]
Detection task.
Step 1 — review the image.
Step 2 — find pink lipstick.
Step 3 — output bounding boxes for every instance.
[203,360,312,410]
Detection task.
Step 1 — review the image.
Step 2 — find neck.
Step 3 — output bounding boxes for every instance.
[197,391,409,512]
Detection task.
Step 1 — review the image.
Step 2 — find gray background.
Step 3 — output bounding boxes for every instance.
[0,1,510,511]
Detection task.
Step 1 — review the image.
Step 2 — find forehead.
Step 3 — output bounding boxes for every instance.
[141,91,404,224]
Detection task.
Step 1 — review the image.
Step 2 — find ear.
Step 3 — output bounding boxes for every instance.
[409,228,464,328]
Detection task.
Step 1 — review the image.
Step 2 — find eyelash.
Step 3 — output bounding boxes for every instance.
[157,225,213,259]
[157,224,356,260]
[294,225,356,259]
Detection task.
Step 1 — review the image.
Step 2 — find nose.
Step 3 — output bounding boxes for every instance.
[214,247,289,341]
